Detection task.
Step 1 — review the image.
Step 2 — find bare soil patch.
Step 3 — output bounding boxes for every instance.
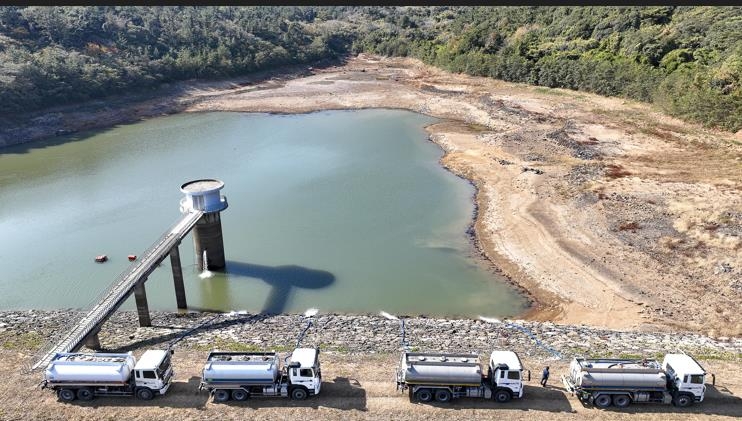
[2,349,740,421]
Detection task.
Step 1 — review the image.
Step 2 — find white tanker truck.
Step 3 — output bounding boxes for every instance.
[562,353,709,408]
[198,347,321,402]
[42,350,174,402]
[396,350,530,403]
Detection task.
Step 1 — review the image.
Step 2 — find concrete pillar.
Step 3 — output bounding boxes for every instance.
[193,212,226,270]
[84,332,101,350]
[170,245,187,309]
[134,280,151,327]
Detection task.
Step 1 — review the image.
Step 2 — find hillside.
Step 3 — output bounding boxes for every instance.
[1,6,741,132]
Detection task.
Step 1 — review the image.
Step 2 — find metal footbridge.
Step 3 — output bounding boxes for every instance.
[30,209,204,371]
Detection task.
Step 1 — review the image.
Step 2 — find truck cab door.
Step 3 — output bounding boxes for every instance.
[679,374,706,401]
[496,370,523,398]
[136,370,162,390]
[291,368,321,394]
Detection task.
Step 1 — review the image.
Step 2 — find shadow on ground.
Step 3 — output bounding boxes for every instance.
[206,376,367,411]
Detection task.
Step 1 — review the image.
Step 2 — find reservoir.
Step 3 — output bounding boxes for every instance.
[0,109,527,317]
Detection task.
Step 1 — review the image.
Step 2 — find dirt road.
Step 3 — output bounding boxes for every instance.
[2,350,740,421]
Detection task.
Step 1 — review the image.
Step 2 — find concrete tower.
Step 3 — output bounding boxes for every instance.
[180,179,228,270]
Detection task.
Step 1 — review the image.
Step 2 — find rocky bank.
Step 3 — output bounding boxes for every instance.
[2,311,739,363]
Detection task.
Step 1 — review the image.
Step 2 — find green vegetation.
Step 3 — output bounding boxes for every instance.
[0,6,354,114]
[1,6,741,131]
[352,6,742,132]
[0,331,44,350]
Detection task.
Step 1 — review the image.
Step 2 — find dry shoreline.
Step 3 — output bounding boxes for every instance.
[2,54,740,336]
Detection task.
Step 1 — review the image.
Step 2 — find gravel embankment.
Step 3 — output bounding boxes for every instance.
[2,310,739,359]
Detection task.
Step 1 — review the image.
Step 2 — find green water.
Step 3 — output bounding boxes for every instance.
[0,109,527,317]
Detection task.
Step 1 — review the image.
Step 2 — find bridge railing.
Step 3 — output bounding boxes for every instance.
[30,210,203,371]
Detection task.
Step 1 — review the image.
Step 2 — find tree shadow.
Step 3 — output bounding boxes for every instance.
[224,260,335,315]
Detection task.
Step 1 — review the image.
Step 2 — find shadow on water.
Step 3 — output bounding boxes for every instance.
[224,260,336,315]
[103,259,335,352]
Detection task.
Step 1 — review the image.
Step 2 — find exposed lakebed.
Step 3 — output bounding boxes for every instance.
[0,109,526,317]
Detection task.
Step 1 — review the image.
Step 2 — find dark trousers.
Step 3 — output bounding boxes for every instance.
[540,377,548,387]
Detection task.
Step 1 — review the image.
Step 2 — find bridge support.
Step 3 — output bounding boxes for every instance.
[84,332,101,350]
[134,281,151,327]
[170,245,187,309]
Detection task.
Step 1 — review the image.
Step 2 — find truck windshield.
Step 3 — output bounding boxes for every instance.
[156,354,170,378]
[507,371,520,380]
[300,369,314,377]
[690,374,704,384]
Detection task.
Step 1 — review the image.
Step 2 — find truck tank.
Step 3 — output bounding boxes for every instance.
[44,352,136,384]
[569,358,667,389]
[202,352,280,384]
[400,353,482,386]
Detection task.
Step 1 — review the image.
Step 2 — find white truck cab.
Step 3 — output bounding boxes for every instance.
[489,350,529,401]
[287,347,321,396]
[662,354,707,403]
[133,350,174,396]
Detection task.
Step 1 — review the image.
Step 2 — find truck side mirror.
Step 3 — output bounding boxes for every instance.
[527,370,531,382]
[170,349,175,355]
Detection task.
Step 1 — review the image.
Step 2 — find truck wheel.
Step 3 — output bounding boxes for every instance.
[76,387,94,401]
[290,387,308,400]
[232,389,249,401]
[494,389,512,403]
[612,394,631,408]
[213,389,231,403]
[594,394,612,408]
[136,388,154,401]
[58,389,76,402]
[434,389,452,403]
[674,393,693,408]
[415,388,433,402]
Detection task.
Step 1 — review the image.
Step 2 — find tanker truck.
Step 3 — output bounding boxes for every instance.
[42,350,174,402]
[396,350,530,403]
[198,347,321,402]
[562,353,709,408]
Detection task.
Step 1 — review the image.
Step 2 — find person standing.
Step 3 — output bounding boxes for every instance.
[540,366,550,387]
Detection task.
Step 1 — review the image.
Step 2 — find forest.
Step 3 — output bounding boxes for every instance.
[1,6,740,131]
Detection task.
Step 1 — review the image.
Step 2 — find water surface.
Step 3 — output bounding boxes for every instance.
[0,109,527,317]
